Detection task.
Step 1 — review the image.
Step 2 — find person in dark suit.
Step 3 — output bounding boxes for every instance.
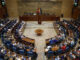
[31,52,38,60]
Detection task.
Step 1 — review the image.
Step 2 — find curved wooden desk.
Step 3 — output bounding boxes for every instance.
[22,37,35,44]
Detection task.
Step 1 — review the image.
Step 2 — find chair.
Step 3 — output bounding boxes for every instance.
[27,51,34,57]
[57,49,63,55]
[11,45,18,52]
[65,47,70,52]
[18,49,25,55]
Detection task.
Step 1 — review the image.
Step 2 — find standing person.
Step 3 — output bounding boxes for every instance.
[36,8,42,15]
[40,8,42,15]
[31,52,38,60]
[36,8,40,15]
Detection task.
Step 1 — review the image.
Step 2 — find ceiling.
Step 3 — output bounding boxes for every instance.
[18,0,62,2]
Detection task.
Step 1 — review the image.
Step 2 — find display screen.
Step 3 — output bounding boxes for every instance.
[1,0,5,6]
[74,0,79,7]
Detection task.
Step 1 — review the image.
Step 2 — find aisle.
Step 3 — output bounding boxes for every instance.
[23,21,57,60]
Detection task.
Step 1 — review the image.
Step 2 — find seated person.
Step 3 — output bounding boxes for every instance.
[45,45,52,52]
[70,40,74,45]
[49,39,54,45]
[49,38,58,45]
[61,44,66,51]
[52,45,59,51]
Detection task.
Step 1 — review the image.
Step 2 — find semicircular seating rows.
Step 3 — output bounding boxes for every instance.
[0,19,37,60]
[45,20,80,60]
[12,21,35,46]
[0,18,80,60]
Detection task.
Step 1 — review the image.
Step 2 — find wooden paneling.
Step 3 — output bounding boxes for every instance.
[0,1,8,19]
[0,1,3,18]
[72,7,80,19]
[0,8,3,18]
[19,15,60,24]
[19,15,60,21]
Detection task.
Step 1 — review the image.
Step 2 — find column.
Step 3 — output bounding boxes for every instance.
[61,0,73,18]
[6,0,19,20]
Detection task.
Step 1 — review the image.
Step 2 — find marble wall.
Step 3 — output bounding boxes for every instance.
[5,0,73,19]
[17,1,62,16]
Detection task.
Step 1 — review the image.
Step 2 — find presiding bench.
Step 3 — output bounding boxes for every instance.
[19,15,60,24]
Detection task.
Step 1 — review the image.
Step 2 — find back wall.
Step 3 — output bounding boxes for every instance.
[17,1,62,16]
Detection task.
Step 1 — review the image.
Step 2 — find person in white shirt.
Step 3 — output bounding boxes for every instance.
[60,43,63,47]
[47,45,52,49]
[55,56,60,60]
[16,56,21,60]
[70,40,74,45]
[64,40,67,46]
[45,45,52,52]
